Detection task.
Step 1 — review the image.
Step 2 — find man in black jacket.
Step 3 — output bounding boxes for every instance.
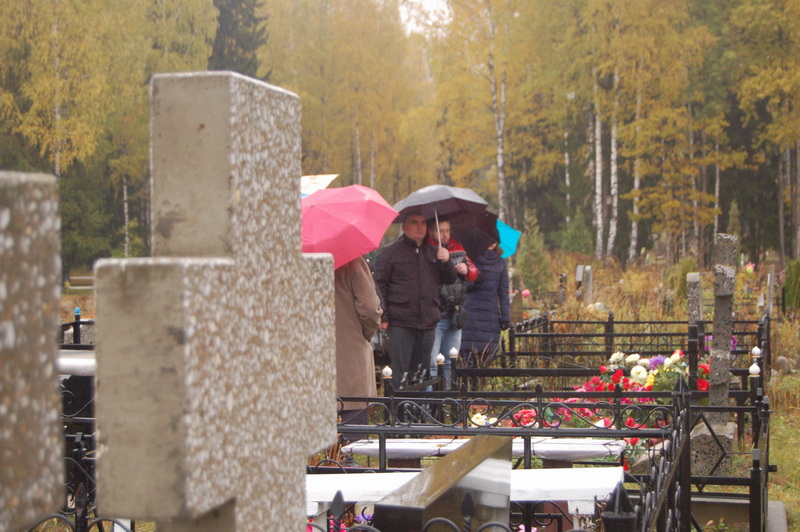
[374,212,458,389]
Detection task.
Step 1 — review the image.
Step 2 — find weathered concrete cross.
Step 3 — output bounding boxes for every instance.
[0,173,63,531]
[709,233,737,411]
[95,72,336,530]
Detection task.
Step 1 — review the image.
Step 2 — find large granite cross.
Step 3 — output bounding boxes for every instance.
[0,173,63,531]
[95,72,336,530]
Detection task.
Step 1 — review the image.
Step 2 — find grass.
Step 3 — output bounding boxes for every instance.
[766,374,800,527]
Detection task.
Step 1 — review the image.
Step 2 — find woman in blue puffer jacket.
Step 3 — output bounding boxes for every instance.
[460,242,511,356]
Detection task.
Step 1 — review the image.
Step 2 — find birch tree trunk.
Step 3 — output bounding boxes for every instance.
[628,88,642,264]
[354,121,362,185]
[791,148,797,258]
[778,149,786,268]
[714,143,720,236]
[689,112,697,257]
[487,12,508,221]
[369,132,375,190]
[606,69,619,260]
[593,79,604,261]
[52,0,62,178]
[123,175,129,257]
[564,111,571,224]
[795,144,800,259]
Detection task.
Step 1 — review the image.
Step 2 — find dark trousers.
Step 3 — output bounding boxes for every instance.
[388,325,435,389]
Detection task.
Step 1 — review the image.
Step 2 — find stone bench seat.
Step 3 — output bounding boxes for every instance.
[341,437,627,463]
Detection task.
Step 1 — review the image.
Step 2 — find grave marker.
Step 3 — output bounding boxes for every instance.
[691,233,736,467]
[687,272,702,325]
[767,265,775,316]
[0,173,63,531]
[709,233,736,410]
[95,72,336,530]
[584,265,593,305]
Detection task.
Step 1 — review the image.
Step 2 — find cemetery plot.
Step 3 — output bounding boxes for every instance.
[458,313,770,394]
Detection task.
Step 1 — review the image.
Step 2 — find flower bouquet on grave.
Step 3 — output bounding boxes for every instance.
[598,349,711,397]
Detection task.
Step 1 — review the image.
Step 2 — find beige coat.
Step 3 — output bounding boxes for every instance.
[335,257,382,409]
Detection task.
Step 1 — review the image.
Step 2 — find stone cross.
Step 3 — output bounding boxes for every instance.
[0,173,63,531]
[94,72,336,530]
[687,272,702,324]
[584,265,593,305]
[709,233,736,410]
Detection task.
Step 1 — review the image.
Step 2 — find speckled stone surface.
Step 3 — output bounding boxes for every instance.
[0,173,63,531]
[95,72,336,529]
[687,272,702,324]
[690,422,734,476]
[709,235,737,413]
[713,233,737,267]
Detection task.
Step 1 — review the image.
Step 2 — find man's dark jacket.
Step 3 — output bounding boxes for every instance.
[374,234,458,330]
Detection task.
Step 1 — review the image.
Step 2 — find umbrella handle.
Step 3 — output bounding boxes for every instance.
[435,210,441,250]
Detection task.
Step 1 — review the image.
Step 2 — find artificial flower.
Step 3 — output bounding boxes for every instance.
[630,365,648,382]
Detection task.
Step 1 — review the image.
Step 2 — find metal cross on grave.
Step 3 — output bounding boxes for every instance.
[94,72,337,531]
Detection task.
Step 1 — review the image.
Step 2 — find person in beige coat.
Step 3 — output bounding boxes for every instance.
[335,256,382,445]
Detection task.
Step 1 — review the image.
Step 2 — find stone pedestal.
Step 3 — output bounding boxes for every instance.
[690,422,735,476]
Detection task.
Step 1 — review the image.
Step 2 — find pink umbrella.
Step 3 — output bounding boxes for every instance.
[302,184,398,269]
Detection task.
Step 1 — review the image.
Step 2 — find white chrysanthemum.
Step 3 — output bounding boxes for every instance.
[663,358,674,369]
[610,351,625,363]
[638,358,650,367]
[630,365,648,382]
[471,413,487,425]
[626,353,640,364]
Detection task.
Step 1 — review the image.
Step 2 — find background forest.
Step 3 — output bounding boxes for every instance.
[2,0,800,279]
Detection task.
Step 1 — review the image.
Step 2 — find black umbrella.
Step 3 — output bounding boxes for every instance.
[448,210,500,261]
[393,185,489,221]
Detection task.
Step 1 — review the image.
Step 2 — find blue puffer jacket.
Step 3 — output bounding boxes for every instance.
[460,249,510,355]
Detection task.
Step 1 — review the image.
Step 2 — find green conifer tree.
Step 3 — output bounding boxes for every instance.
[517,212,553,296]
[208,0,267,78]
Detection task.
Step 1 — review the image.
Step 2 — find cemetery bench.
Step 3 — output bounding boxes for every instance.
[305,466,624,524]
[340,436,626,469]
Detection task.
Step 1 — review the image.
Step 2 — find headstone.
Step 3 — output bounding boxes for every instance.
[767,265,776,316]
[95,72,336,530]
[709,234,736,414]
[0,173,64,530]
[584,265,593,305]
[510,291,523,322]
[775,356,792,375]
[687,272,702,324]
[372,435,511,531]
